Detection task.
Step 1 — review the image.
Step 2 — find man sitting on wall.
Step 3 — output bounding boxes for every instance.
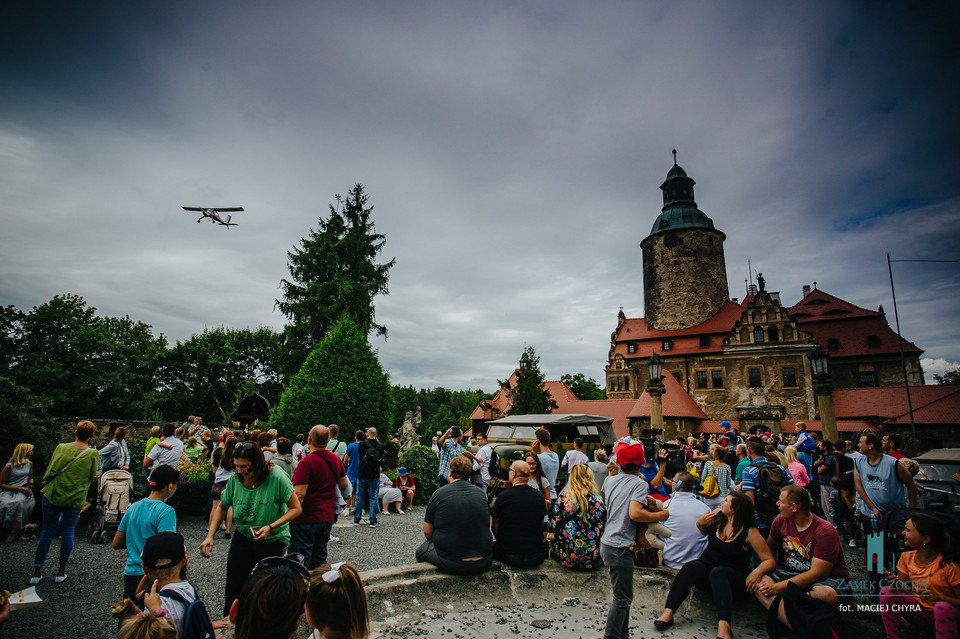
[490,461,547,568]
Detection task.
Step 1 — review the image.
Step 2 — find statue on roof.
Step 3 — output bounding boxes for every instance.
[757,272,765,292]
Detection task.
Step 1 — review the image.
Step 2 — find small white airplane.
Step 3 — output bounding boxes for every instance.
[181,206,244,229]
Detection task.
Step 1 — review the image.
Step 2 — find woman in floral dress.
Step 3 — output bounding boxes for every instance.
[550,464,605,569]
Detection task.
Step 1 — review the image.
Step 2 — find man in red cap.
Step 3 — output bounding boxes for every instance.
[600,437,671,639]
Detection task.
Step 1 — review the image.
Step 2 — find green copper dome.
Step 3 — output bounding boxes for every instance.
[648,156,719,236]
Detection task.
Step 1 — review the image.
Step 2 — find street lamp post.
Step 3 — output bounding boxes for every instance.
[809,345,839,443]
[646,353,669,438]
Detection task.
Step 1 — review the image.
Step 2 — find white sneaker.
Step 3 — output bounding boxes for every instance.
[848,539,857,548]
[329,536,340,543]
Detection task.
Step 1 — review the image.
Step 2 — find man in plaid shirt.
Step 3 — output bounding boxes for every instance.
[437,426,479,486]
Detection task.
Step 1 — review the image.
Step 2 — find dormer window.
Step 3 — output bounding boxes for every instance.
[628,343,637,354]
[662,340,673,351]
[867,335,880,349]
[827,338,840,352]
[699,336,710,348]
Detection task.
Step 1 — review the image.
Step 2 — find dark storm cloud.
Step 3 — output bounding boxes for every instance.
[1,1,958,389]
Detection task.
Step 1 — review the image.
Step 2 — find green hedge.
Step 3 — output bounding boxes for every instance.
[398,445,439,505]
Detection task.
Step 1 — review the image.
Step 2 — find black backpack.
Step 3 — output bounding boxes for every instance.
[360,441,382,470]
[767,581,846,639]
[755,461,792,527]
[159,587,216,639]
[487,448,500,480]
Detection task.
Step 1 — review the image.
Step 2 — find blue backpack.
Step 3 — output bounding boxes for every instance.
[159,587,216,639]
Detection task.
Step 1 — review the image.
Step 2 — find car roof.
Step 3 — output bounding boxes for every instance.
[487,414,614,426]
[916,448,960,463]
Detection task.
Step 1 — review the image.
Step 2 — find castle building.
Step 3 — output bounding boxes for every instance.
[605,154,924,433]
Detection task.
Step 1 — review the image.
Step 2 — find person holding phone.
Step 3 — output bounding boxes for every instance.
[200,441,301,616]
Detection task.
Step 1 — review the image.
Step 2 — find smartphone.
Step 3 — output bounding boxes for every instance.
[251,527,258,537]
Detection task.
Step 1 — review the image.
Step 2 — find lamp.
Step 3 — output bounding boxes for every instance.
[809,344,828,378]
[647,352,663,382]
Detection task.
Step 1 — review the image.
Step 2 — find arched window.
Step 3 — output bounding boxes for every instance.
[766,308,778,322]
[782,326,794,341]
[752,310,762,323]
[754,327,765,343]
[768,326,779,342]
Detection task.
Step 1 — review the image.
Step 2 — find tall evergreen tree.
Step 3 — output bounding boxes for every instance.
[277,185,395,375]
[501,345,558,415]
[271,317,395,438]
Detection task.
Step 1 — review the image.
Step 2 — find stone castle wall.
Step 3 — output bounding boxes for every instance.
[641,229,728,330]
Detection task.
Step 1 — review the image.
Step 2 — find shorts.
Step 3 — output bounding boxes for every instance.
[768,568,844,593]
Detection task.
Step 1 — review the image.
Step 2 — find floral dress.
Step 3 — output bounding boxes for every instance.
[549,492,605,569]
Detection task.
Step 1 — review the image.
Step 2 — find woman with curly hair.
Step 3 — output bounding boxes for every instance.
[550,464,605,570]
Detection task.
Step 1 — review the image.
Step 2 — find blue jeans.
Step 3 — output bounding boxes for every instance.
[354,478,379,524]
[288,521,334,569]
[601,544,635,639]
[33,497,82,568]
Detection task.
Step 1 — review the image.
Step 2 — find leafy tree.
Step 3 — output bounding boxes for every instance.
[160,327,282,423]
[0,377,57,474]
[560,373,606,400]
[271,317,395,440]
[277,184,395,375]
[0,305,24,373]
[934,367,960,384]
[501,346,558,415]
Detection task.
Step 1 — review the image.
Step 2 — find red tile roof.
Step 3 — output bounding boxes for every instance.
[611,301,746,358]
[832,385,960,424]
[789,289,922,357]
[627,371,708,419]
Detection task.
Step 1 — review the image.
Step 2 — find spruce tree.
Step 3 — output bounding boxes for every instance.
[501,345,558,415]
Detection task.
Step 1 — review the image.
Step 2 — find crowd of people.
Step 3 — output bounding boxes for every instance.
[0,418,956,638]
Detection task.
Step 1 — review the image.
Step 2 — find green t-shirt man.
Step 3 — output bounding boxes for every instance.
[220,465,294,545]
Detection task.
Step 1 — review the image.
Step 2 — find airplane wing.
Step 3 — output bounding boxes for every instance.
[181,206,204,212]
[212,207,244,212]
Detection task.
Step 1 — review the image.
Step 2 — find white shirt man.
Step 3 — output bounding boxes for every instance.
[661,473,711,569]
[144,425,184,471]
[473,433,494,484]
[561,438,589,473]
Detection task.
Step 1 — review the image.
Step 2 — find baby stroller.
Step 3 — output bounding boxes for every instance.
[89,469,133,544]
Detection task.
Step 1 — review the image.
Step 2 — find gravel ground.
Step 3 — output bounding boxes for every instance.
[0,508,427,639]
[1,506,887,638]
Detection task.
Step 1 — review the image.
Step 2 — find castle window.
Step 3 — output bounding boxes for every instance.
[748,368,763,388]
[867,335,880,349]
[699,336,711,348]
[696,370,708,389]
[711,370,724,389]
[782,367,797,387]
[859,372,877,388]
[662,340,673,351]
[623,376,630,391]
[617,376,623,392]
[753,327,765,343]
[609,377,615,391]
[768,327,779,342]
[628,343,637,354]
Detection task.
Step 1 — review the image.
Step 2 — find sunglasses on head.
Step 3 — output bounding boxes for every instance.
[235,442,257,455]
[250,555,310,582]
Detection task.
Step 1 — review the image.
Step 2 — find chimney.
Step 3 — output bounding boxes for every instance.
[802,284,811,297]
[748,284,758,296]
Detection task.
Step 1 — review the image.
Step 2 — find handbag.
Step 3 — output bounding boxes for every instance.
[41,447,96,492]
[699,462,719,498]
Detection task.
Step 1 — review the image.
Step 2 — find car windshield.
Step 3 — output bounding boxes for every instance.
[916,462,960,483]
[486,425,514,439]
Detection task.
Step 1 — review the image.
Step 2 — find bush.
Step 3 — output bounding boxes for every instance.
[399,445,439,505]
[381,440,399,472]
[168,457,213,517]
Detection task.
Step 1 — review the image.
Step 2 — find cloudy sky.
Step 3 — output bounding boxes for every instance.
[2,1,958,391]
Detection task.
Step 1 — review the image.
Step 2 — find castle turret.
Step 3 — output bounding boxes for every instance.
[640,152,729,329]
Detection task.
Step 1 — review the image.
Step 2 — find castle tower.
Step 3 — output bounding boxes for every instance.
[640,152,729,330]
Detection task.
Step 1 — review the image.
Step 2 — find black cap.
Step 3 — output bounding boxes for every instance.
[147,465,180,491]
[141,532,186,570]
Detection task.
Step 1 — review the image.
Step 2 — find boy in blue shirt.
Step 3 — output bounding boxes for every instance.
[113,464,179,600]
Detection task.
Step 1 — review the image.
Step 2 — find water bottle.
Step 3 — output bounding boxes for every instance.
[871,514,880,531]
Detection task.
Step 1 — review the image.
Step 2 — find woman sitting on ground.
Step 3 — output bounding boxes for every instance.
[550,464,605,570]
[229,554,309,639]
[0,443,34,543]
[394,467,416,511]
[305,562,369,639]
[654,491,776,639]
[881,513,960,638]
